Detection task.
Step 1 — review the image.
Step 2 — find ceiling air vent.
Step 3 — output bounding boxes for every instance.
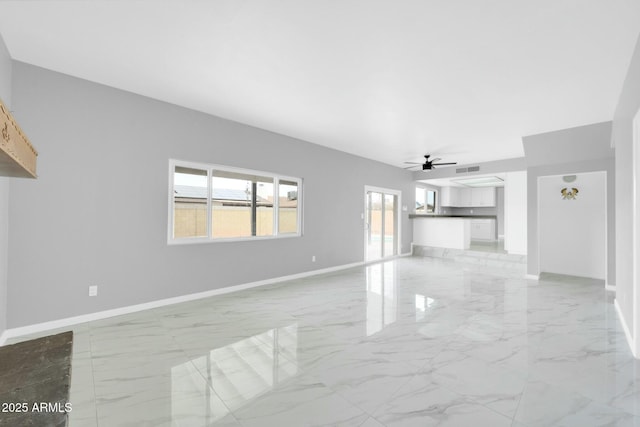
[467,166,480,172]
[456,167,468,174]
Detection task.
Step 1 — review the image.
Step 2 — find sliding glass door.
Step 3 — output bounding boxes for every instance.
[365,187,399,262]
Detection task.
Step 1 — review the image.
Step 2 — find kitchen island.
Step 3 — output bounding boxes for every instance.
[410,214,497,249]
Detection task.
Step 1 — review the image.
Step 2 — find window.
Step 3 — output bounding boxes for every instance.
[169,160,302,243]
[426,190,436,213]
[415,187,436,213]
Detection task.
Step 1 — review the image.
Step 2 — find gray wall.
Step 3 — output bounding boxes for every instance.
[7,62,414,328]
[0,33,11,337]
[524,122,614,167]
[613,33,640,343]
[523,124,616,286]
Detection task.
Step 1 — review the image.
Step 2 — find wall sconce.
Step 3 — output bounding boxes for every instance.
[561,176,578,199]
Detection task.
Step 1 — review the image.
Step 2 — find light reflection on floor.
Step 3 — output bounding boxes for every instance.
[366,262,397,336]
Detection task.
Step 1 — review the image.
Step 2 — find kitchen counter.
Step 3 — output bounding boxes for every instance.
[412,216,472,249]
[410,214,497,219]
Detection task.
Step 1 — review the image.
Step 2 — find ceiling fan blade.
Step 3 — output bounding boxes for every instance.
[432,162,457,166]
[431,157,441,162]
[403,161,423,165]
[403,165,420,169]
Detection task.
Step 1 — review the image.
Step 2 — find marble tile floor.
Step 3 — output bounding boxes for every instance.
[6,256,640,426]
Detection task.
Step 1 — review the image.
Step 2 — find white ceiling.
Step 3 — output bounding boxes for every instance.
[0,1,639,168]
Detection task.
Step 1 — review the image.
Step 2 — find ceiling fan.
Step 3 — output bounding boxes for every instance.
[404,154,457,170]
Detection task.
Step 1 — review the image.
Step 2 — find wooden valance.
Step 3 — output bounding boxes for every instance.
[0,98,37,178]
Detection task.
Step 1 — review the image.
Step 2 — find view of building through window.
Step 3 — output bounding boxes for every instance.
[171,162,301,241]
[415,187,436,213]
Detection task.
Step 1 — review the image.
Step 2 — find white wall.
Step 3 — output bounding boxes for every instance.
[614,32,640,357]
[0,33,11,339]
[504,171,527,255]
[539,172,606,280]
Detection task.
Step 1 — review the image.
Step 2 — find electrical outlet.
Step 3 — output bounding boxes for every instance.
[89,285,98,297]
[312,255,316,262]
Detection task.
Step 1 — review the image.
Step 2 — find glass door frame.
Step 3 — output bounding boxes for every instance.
[364,185,402,262]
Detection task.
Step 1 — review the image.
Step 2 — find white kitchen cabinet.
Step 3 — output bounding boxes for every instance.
[440,186,497,207]
[470,219,496,240]
[471,188,483,206]
[440,187,455,207]
[472,187,496,207]
[458,188,471,207]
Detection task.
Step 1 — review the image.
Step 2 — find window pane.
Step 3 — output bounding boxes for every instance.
[169,160,303,243]
[415,188,426,212]
[278,180,298,234]
[384,194,396,256]
[173,167,208,238]
[256,181,274,236]
[426,190,436,213]
[211,170,274,238]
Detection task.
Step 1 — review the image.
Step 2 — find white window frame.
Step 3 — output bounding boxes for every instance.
[168,159,303,245]
[415,185,437,214]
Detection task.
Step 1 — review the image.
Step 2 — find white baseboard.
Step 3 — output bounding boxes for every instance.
[525,274,539,280]
[1,260,368,344]
[0,330,9,346]
[614,298,638,358]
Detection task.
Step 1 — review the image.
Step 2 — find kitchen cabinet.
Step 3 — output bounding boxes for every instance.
[458,188,471,207]
[440,187,457,206]
[440,187,496,207]
[471,187,496,207]
[470,219,496,240]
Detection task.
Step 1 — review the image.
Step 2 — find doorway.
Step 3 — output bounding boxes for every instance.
[365,186,400,262]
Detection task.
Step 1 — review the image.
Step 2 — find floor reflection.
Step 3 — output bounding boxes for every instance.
[366,262,397,335]
[415,294,435,321]
[172,324,298,419]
